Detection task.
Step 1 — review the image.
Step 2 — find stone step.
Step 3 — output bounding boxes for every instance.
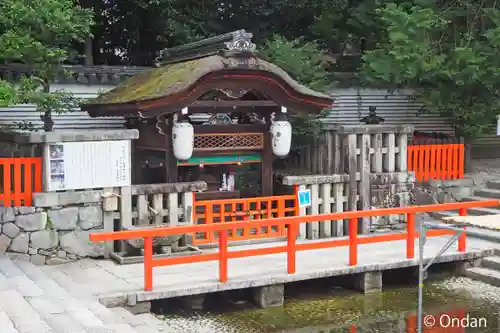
[481,256,500,271]
[474,188,500,199]
[110,308,171,333]
[461,196,500,207]
[462,226,500,243]
[0,309,19,333]
[0,289,53,333]
[467,207,500,216]
[8,259,141,333]
[487,181,500,190]
[83,323,139,333]
[10,260,106,330]
[430,210,458,220]
[110,307,147,327]
[464,266,500,287]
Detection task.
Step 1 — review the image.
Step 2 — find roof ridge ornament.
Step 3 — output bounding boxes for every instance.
[224,31,256,52]
[156,29,256,66]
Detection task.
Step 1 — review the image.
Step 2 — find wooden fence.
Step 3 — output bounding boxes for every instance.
[116,183,202,231]
[283,131,467,183]
[281,172,414,239]
[0,157,42,206]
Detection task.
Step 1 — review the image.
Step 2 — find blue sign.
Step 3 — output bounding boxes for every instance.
[298,189,312,208]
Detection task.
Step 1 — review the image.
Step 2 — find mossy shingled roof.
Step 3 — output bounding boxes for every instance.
[91,55,331,105]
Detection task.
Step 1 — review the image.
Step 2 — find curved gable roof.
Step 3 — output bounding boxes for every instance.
[82,54,334,117]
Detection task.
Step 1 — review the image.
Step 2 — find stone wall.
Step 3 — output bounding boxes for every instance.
[0,203,105,265]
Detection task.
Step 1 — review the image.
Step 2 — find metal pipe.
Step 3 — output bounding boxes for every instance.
[416,221,469,332]
[417,222,426,333]
[423,232,462,271]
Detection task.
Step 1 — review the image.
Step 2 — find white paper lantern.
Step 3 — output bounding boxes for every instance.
[270,120,292,157]
[172,121,194,160]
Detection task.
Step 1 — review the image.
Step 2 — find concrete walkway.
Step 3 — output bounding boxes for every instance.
[1,235,500,333]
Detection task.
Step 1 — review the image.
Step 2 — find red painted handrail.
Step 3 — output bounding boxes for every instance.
[89,200,497,291]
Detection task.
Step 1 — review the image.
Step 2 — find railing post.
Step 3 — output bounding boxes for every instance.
[349,217,358,266]
[205,203,213,244]
[458,208,467,252]
[294,185,300,216]
[458,226,467,252]
[219,230,228,282]
[406,213,415,259]
[278,198,285,217]
[287,223,297,274]
[406,315,417,332]
[144,237,153,291]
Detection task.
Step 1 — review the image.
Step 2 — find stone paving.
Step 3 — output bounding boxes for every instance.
[1,235,500,332]
[0,256,173,333]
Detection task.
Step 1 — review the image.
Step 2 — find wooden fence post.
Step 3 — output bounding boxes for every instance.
[102,187,114,258]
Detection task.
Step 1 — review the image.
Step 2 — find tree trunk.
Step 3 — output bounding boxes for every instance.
[84,38,94,65]
[40,111,54,132]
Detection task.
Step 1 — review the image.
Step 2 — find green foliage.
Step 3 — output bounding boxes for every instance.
[259,35,331,91]
[86,0,331,65]
[0,0,93,124]
[361,1,500,138]
[312,0,384,58]
[259,35,333,145]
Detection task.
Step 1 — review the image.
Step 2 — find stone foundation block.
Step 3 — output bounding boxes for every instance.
[179,294,205,310]
[354,271,382,294]
[454,259,482,273]
[0,234,11,254]
[253,284,284,308]
[30,254,46,266]
[125,301,151,315]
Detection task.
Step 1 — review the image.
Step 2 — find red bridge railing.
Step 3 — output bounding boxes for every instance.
[89,200,498,291]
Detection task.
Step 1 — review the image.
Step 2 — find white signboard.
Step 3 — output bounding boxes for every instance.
[298,189,312,208]
[44,140,131,191]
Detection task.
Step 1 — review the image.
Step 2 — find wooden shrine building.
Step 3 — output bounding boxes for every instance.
[82,30,334,200]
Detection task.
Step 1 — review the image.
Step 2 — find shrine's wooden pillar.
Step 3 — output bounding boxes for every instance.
[164,115,178,183]
[131,141,144,185]
[261,114,274,196]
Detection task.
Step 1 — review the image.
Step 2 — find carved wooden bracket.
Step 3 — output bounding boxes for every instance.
[155,116,168,135]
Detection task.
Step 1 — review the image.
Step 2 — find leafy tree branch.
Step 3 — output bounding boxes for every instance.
[361,1,500,138]
[259,35,334,145]
[0,0,93,130]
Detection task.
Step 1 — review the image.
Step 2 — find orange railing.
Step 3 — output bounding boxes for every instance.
[193,194,297,245]
[89,200,497,292]
[408,142,465,182]
[0,157,42,206]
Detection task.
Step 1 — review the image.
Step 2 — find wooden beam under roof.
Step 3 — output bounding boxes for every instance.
[189,100,277,107]
[187,100,278,114]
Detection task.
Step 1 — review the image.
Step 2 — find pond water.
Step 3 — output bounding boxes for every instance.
[155,274,500,333]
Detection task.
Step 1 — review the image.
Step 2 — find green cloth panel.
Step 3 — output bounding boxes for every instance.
[177,154,261,165]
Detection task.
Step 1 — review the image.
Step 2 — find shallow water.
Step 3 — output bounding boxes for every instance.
[157,275,500,333]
